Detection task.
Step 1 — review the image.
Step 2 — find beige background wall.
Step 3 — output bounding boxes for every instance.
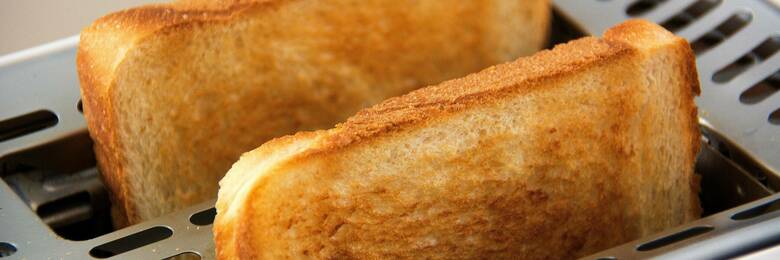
[0,0,164,56]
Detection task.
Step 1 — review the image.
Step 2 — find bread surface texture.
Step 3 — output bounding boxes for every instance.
[214,19,701,259]
[77,0,550,225]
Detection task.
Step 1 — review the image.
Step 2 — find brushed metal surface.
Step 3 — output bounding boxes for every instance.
[1,1,780,259]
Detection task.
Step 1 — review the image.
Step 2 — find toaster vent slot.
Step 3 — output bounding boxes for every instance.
[713,35,780,83]
[635,226,714,251]
[89,226,173,258]
[35,191,92,229]
[660,0,722,32]
[189,207,216,226]
[770,108,780,125]
[163,252,200,260]
[752,35,780,59]
[712,55,756,83]
[626,0,667,17]
[0,110,58,143]
[741,71,780,104]
[732,197,780,220]
[690,11,753,55]
[0,242,16,257]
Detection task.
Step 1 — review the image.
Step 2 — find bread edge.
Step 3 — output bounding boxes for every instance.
[76,0,293,225]
[605,20,702,218]
[214,19,702,258]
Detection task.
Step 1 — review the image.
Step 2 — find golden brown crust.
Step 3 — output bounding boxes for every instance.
[77,0,294,225]
[77,0,549,223]
[309,19,702,159]
[77,47,135,224]
[89,1,258,33]
[605,19,702,217]
[76,1,260,224]
[77,0,280,225]
[214,130,321,259]
[303,37,633,157]
[215,19,702,259]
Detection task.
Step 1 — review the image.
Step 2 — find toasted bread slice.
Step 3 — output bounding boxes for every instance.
[77,0,550,225]
[214,20,701,259]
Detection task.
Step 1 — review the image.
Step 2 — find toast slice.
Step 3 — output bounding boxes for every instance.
[77,0,550,225]
[214,20,701,259]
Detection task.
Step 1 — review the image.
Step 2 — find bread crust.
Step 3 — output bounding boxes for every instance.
[214,19,701,259]
[78,0,550,225]
[77,0,264,225]
[303,20,702,158]
[307,39,633,156]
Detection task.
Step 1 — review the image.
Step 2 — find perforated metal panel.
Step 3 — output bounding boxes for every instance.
[1,1,780,259]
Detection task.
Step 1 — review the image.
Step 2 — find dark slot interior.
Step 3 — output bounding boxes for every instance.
[710,12,752,37]
[547,9,586,49]
[77,99,83,114]
[36,191,91,224]
[89,226,173,258]
[6,169,113,241]
[713,36,780,83]
[1,132,111,241]
[163,252,201,260]
[702,126,780,192]
[753,35,780,59]
[0,110,58,142]
[771,108,780,125]
[661,14,694,33]
[661,0,722,32]
[0,242,17,257]
[691,32,726,55]
[51,211,114,241]
[712,54,757,83]
[0,131,96,175]
[626,0,667,17]
[690,11,752,55]
[741,72,780,104]
[636,226,714,251]
[696,138,773,216]
[732,197,780,220]
[37,192,89,218]
[189,207,217,226]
